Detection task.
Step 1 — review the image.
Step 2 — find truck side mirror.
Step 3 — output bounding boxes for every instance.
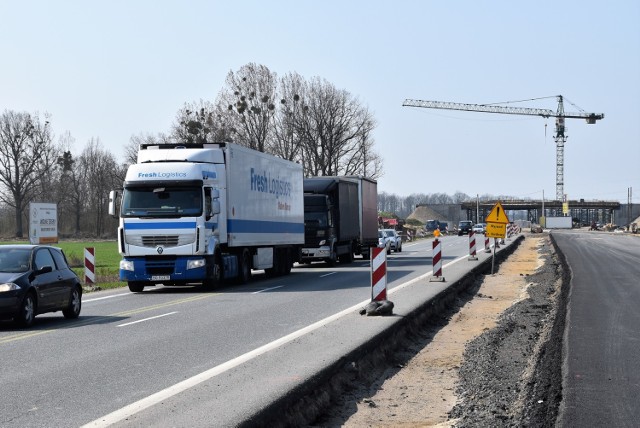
[108,190,120,218]
[211,200,221,216]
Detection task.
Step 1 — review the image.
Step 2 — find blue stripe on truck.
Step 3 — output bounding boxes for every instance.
[228,219,303,234]
[124,222,197,230]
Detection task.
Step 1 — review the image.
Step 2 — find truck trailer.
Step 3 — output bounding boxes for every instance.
[301,176,378,265]
[108,142,304,292]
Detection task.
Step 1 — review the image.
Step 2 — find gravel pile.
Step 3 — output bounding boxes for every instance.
[449,236,569,427]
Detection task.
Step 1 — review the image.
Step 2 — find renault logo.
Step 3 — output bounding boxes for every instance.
[156,246,164,254]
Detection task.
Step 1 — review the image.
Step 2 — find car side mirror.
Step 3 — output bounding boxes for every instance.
[36,265,53,275]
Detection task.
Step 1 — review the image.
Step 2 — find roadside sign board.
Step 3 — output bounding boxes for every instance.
[485,201,509,224]
[29,202,58,244]
[485,222,506,239]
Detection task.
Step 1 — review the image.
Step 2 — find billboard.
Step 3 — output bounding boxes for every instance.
[29,203,58,244]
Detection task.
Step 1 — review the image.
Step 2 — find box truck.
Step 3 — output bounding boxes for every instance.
[301,176,378,265]
[108,142,304,292]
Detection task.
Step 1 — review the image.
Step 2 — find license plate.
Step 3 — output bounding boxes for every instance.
[151,275,170,281]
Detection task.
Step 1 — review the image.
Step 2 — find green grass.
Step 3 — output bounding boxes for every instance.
[1,240,125,291]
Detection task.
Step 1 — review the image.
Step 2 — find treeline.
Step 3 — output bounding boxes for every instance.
[0,63,383,238]
[378,191,525,219]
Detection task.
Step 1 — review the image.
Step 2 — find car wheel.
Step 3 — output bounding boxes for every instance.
[398,243,402,253]
[63,286,82,319]
[128,282,145,292]
[16,292,36,328]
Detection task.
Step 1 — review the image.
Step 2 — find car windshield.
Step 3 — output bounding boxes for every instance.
[384,230,395,237]
[0,248,31,273]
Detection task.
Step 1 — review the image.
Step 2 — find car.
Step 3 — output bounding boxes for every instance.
[458,220,474,236]
[382,228,402,253]
[378,230,391,254]
[472,224,485,234]
[438,222,449,235]
[0,245,82,327]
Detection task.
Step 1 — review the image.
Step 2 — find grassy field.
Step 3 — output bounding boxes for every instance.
[2,240,125,291]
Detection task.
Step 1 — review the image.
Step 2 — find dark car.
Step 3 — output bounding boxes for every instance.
[458,220,473,236]
[0,245,82,327]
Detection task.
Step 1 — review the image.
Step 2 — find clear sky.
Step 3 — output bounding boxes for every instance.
[2,1,639,203]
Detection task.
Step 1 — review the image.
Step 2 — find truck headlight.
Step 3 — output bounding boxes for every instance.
[187,258,206,270]
[318,240,326,246]
[120,260,134,271]
[0,283,21,292]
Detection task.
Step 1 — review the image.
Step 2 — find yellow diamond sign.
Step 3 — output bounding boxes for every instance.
[485,202,509,224]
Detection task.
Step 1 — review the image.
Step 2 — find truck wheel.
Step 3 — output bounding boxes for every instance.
[338,246,353,264]
[128,282,145,292]
[326,246,337,267]
[284,249,292,274]
[237,249,251,284]
[203,253,223,288]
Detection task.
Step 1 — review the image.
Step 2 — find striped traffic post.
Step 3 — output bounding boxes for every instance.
[84,247,95,285]
[485,235,491,253]
[430,238,445,282]
[468,230,478,260]
[371,246,387,301]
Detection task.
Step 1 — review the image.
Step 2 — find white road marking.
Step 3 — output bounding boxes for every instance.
[84,293,130,303]
[81,251,474,427]
[116,312,177,327]
[319,271,338,277]
[252,285,285,294]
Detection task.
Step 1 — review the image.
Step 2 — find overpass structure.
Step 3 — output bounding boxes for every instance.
[460,199,621,226]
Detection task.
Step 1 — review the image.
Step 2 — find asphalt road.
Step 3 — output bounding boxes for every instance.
[553,231,640,427]
[0,234,483,427]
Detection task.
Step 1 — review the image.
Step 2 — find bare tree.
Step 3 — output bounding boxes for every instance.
[296,77,382,179]
[270,72,306,162]
[217,63,278,152]
[79,138,120,237]
[0,110,57,237]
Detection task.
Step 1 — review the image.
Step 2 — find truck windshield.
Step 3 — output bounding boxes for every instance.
[304,212,328,228]
[121,186,202,217]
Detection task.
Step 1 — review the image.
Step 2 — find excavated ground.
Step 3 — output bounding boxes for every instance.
[312,234,567,427]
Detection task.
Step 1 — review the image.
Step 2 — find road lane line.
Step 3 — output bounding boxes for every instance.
[320,272,338,277]
[252,285,285,294]
[117,312,177,327]
[113,294,214,317]
[84,293,130,303]
[80,253,471,428]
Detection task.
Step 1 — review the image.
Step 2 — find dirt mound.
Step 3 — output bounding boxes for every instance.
[408,205,447,224]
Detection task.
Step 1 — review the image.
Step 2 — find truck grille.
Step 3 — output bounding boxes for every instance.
[145,256,177,275]
[126,234,196,247]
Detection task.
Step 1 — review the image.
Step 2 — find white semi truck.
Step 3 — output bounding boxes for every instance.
[108,142,304,292]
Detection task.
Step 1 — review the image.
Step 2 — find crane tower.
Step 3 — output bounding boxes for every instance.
[402,96,604,201]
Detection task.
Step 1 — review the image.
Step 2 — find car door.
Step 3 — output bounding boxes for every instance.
[50,248,78,308]
[31,248,65,311]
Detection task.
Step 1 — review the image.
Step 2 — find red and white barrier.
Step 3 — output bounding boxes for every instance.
[485,235,491,253]
[370,246,387,301]
[84,247,95,285]
[430,238,445,282]
[468,231,478,260]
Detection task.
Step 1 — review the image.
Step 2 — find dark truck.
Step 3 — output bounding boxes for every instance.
[302,176,378,265]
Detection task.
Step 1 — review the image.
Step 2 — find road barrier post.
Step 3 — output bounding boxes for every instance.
[84,247,95,285]
[371,246,387,301]
[485,235,491,253]
[468,230,478,260]
[430,238,445,282]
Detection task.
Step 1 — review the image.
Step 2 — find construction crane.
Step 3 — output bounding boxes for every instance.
[402,95,604,201]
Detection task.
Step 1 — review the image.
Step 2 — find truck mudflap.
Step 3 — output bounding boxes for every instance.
[119,256,207,284]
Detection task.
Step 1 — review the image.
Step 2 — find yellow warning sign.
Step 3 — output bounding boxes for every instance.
[485,202,509,224]
[485,222,506,238]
